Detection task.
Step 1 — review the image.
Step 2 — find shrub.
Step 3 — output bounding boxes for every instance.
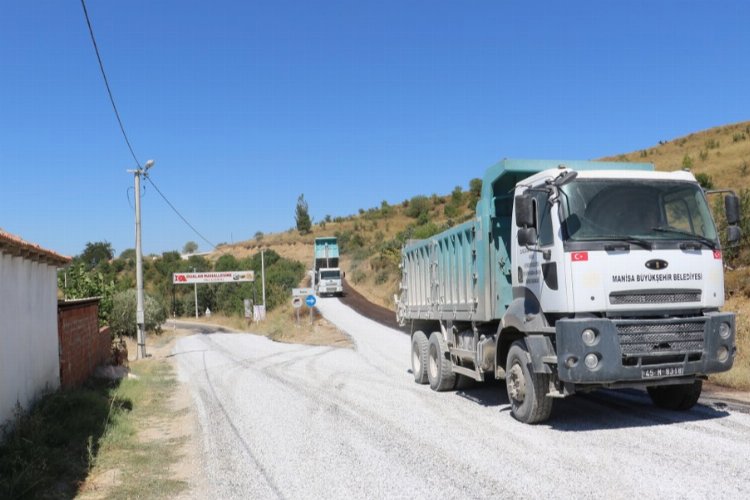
[405,195,430,218]
[110,290,166,338]
[682,154,693,169]
[695,172,714,189]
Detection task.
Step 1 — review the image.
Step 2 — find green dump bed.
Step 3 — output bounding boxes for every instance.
[397,158,653,324]
[314,237,340,269]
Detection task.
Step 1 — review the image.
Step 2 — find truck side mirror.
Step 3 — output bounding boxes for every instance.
[515,195,536,228]
[727,225,741,245]
[725,194,741,226]
[517,227,538,246]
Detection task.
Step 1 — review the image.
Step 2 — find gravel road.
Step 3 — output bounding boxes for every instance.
[174,298,750,499]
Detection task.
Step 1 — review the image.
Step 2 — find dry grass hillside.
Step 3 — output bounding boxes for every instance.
[603,120,750,190]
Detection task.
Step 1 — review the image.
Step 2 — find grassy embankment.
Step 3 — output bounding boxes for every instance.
[0,359,188,499]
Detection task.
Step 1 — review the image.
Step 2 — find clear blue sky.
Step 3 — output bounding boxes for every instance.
[1,0,748,257]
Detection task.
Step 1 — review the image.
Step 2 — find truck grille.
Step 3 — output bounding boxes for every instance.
[609,289,701,305]
[616,319,705,364]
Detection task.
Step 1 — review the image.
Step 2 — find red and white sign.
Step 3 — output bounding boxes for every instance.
[713,250,722,260]
[571,251,588,262]
[172,271,255,284]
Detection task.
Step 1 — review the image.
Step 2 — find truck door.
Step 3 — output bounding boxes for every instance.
[491,194,514,316]
[513,189,568,313]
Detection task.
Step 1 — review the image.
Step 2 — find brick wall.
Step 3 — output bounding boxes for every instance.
[57,298,111,389]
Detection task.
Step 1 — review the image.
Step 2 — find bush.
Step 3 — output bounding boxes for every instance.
[695,172,714,189]
[405,195,430,219]
[110,290,167,338]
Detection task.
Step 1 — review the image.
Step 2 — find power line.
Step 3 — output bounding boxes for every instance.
[80,0,140,168]
[144,175,217,249]
[81,0,216,250]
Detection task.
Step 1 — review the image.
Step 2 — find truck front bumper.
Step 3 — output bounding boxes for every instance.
[555,313,736,384]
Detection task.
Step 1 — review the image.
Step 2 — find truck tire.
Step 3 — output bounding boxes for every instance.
[428,332,456,391]
[647,380,702,411]
[505,340,552,424]
[411,331,429,384]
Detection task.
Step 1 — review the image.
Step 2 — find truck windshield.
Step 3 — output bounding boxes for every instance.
[321,270,340,279]
[559,179,718,244]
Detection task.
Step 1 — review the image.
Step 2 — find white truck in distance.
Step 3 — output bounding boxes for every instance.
[313,237,344,297]
[397,158,741,424]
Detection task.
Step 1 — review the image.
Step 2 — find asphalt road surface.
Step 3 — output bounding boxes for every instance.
[174,298,750,499]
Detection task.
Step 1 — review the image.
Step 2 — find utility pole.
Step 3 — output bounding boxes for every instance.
[261,249,266,315]
[128,159,154,360]
[193,267,199,318]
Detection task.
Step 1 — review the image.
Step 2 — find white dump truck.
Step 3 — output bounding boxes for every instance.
[314,237,344,297]
[397,159,741,423]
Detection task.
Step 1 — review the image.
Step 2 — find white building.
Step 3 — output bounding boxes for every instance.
[0,230,70,428]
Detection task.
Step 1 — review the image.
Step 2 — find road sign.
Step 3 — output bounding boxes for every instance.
[173,271,255,284]
[292,297,303,309]
[293,287,314,297]
[305,295,317,307]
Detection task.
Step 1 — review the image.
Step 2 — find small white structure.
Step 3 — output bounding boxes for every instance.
[0,230,70,428]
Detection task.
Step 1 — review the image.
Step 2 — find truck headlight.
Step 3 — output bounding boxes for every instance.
[719,322,731,339]
[718,346,729,362]
[584,353,599,370]
[581,328,597,346]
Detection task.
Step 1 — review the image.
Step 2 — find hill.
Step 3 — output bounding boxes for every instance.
[602,121,750,190]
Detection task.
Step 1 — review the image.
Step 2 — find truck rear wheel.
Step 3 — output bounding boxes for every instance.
[428,332,456,391]
[505,340,552,424]
[411,331,429,384]
[647,380,702,411]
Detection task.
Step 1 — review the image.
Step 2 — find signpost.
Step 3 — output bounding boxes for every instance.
[292,296,303,325]
[244,299,252,325]
[306,294,316,325]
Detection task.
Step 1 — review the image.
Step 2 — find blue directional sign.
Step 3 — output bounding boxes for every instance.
[305,295,317,307]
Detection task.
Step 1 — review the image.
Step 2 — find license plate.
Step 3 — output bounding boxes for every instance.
[641,366,684,379]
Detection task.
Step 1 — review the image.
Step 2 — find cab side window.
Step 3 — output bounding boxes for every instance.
[534,192,553,247]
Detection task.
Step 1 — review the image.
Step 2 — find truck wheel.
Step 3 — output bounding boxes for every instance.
[428,332,456,391]
[411,331,429,384]
[647,380,702,411]
[505,340,552,424]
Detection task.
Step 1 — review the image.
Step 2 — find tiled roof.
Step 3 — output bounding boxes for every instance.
[0,229,71,266]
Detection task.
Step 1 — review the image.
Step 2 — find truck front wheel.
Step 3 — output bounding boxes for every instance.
[505,340,553,424]
[428,332,456,391]
[411,331,429,384]
[647,380,702,411]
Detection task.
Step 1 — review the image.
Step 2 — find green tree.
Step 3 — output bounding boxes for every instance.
[58,263,115,325]
[182,241,199,254]
[295,194,312,234]
[78,241,114,269]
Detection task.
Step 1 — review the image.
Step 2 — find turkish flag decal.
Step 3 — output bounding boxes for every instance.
[713,250,722,260]
[571,251,588,262]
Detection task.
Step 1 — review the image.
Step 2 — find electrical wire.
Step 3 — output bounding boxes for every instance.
[144,175,217,249]
[81,0,216,250]
[80,0,141,168]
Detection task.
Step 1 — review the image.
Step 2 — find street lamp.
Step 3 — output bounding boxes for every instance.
[128,159,154,359]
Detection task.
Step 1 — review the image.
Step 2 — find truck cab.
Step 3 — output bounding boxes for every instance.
[506,167,739,419]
